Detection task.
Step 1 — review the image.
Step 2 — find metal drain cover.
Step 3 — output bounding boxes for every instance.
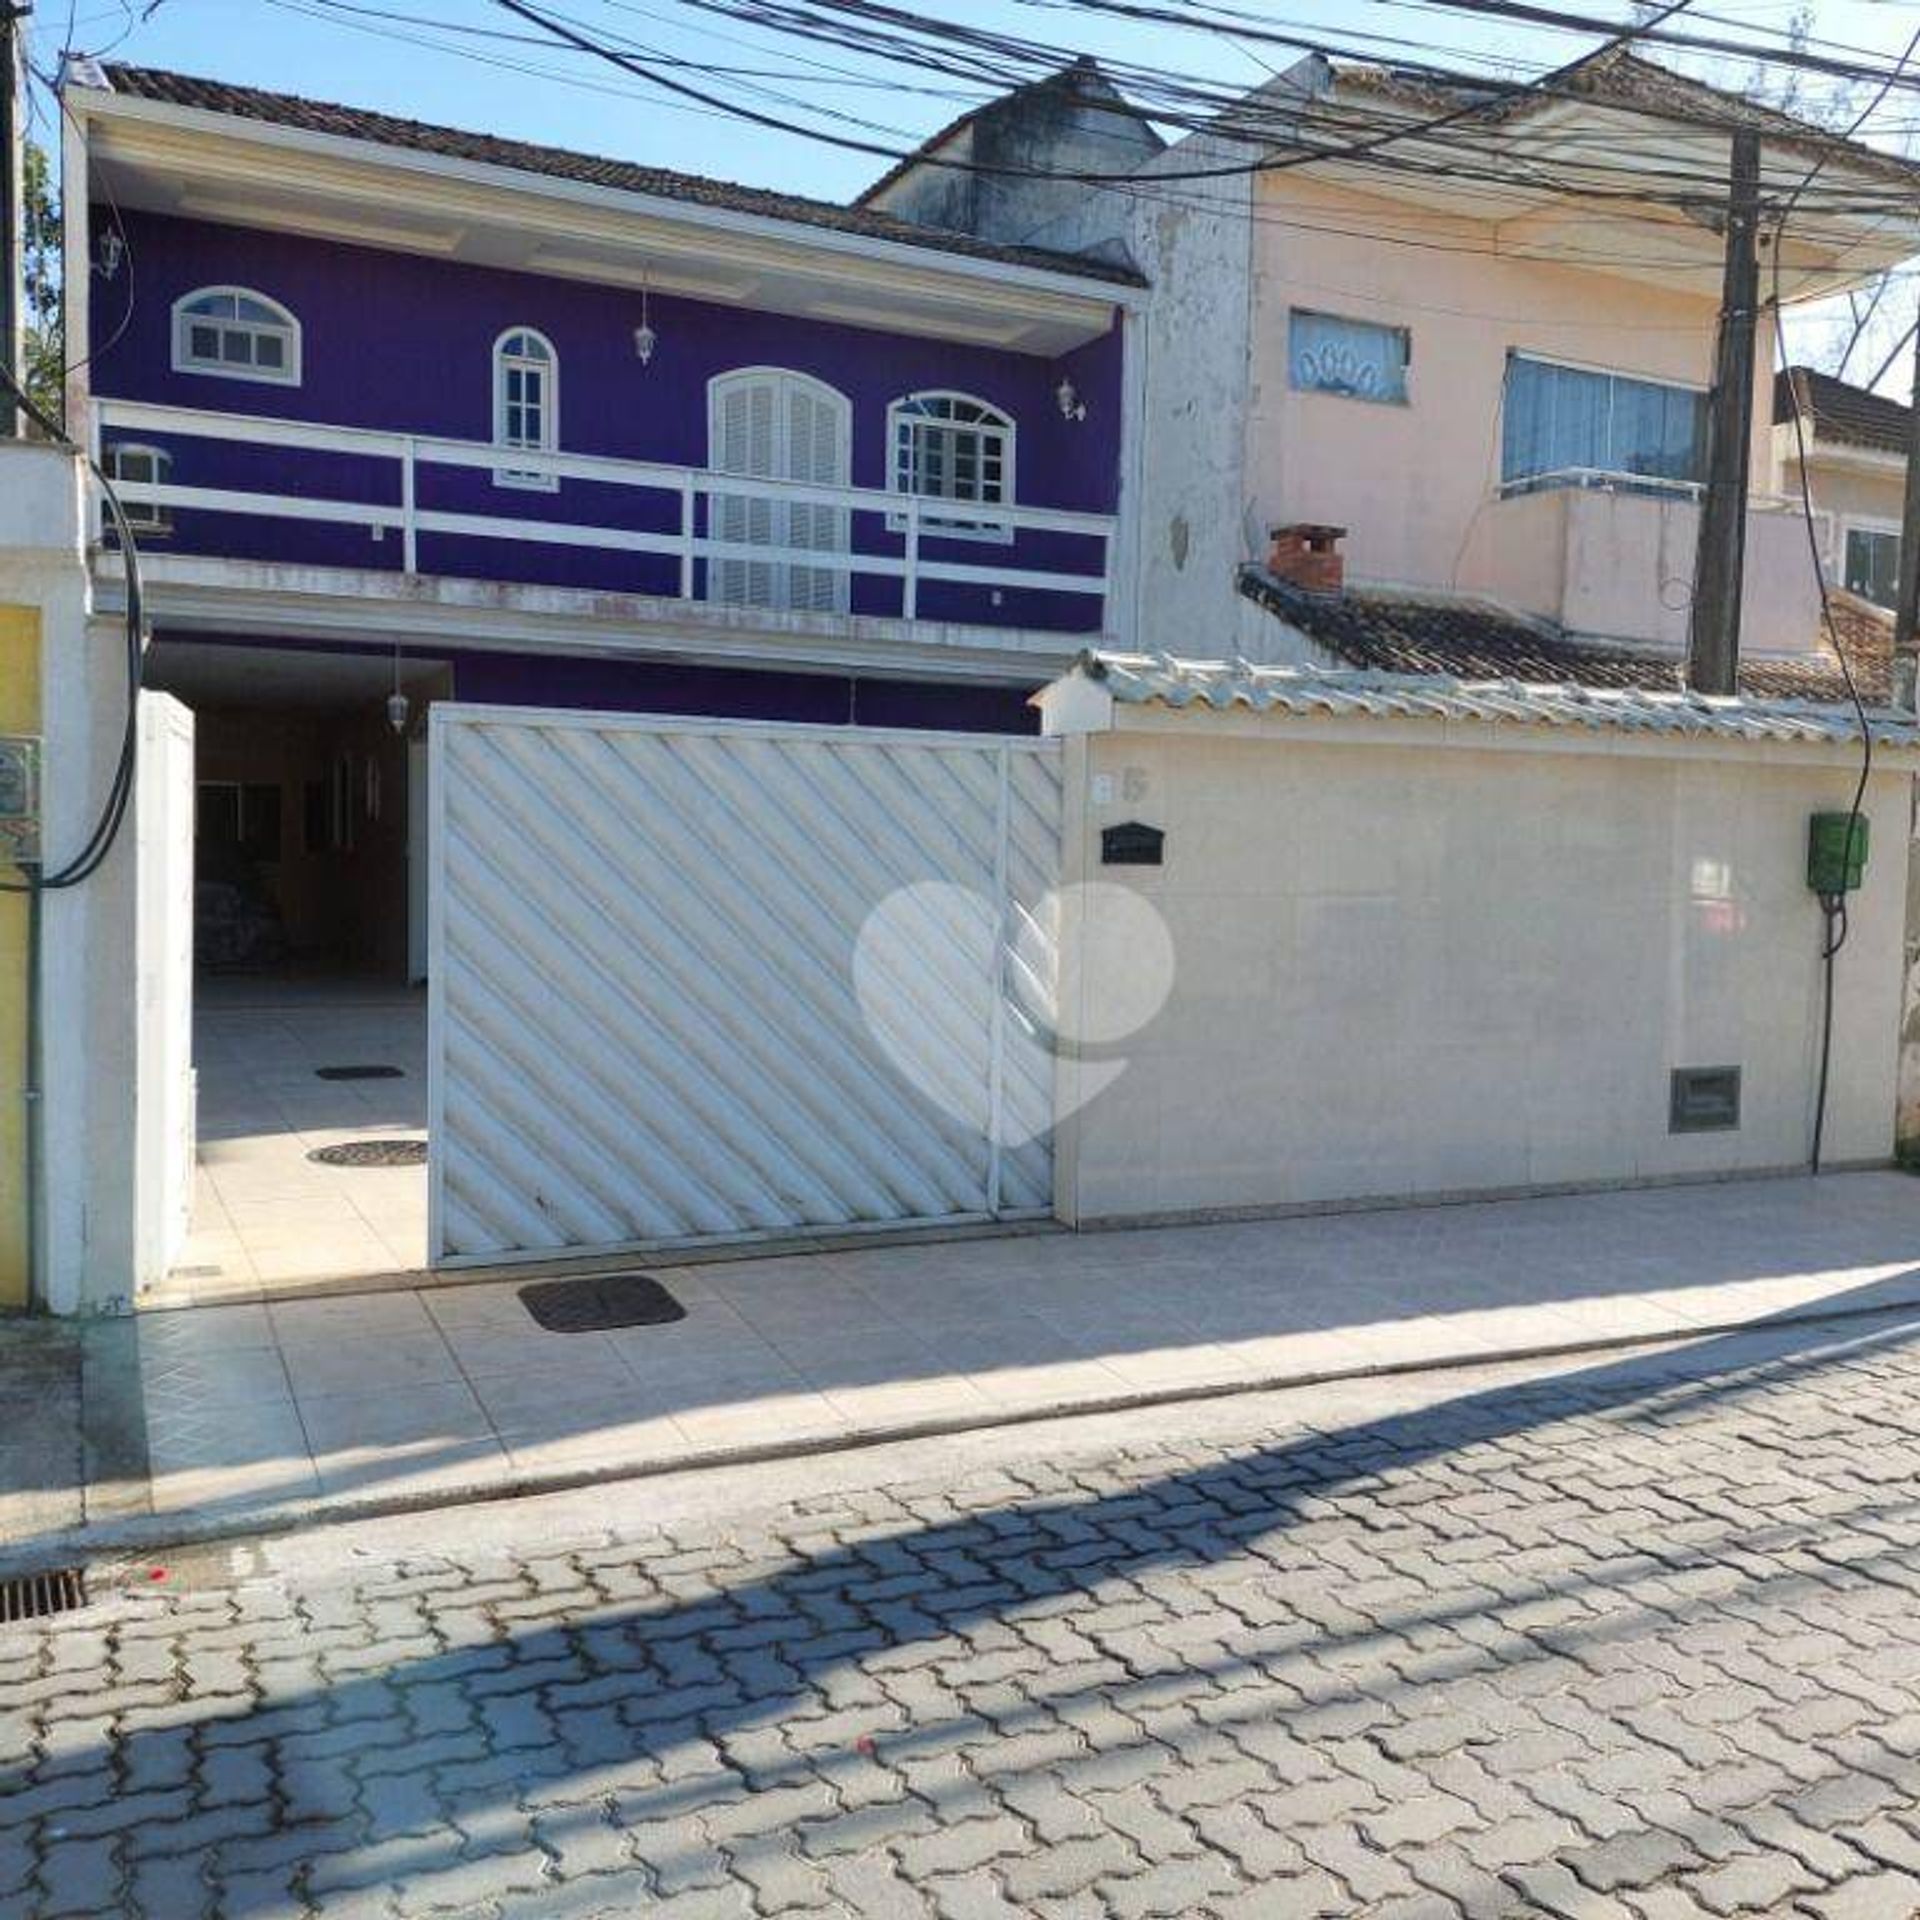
[519,1273,686,1333]
[316,1064,405,1081]
[0,1566,87,1625]
[308,1139,428,1169]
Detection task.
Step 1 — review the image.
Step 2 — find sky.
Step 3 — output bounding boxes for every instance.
[22,0,1920,384]
[23,0,1920,205]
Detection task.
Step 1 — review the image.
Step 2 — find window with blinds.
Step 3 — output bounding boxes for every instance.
[1501,354,1704,494]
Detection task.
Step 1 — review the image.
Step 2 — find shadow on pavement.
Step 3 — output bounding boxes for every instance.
[12,1277,1920,1910]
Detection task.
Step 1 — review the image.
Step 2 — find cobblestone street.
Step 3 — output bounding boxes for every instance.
[12,1308,1920,1918]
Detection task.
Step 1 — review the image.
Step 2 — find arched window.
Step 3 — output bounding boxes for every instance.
[493,328,558,490]
[171,288,301,384]
[887,391,1014,541]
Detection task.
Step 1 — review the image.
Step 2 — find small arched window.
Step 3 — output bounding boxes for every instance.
[171,288,301,385]
[493,327,558,490]
[887,391,1014,541]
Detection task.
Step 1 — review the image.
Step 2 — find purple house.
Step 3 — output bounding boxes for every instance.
[62,61,1140,982]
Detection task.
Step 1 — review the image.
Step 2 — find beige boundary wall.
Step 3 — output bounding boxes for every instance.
[1042,688,1916,1225]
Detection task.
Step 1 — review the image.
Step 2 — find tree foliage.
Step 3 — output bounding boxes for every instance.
[22,141,62,425]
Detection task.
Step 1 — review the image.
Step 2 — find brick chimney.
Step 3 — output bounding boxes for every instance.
[1268,523,1346,597]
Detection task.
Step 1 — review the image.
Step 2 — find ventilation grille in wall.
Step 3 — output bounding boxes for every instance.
[1670,1066,1741,1134]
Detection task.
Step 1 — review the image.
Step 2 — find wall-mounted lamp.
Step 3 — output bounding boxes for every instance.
[388,637,409,736]
[96,229,125,281]
[1055,375,1086,423]
[634,271,657,366]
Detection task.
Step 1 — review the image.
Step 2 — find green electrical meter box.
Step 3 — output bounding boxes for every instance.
[1808,811,1869,894]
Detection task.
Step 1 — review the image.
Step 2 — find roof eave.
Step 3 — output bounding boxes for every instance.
[67,78,1145,310]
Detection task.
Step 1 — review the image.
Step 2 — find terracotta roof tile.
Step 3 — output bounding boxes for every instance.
[92,64,1144,288]
[1238,567,1894,705]
[1775,366,1910,457]
[1818,588,1896,695]
[1335,47,1920,190]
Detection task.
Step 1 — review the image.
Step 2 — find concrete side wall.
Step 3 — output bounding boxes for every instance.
[1460,487,1823,654]
[1056,720,1910,1223]
[0,443,138,1314]
[865,78,1162,261]
[1121,144,1259,654]
[970,92,1162,256]
[996,113,1272,656]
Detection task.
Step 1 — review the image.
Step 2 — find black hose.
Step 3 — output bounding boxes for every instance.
[1810,892,1847,1176]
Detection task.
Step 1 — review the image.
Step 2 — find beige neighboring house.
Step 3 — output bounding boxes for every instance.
[1773,365,1909,616]
[867,48,1920,699]
[868,52,1920,1220]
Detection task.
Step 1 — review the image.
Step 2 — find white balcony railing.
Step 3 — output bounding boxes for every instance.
[92,399,1116,626]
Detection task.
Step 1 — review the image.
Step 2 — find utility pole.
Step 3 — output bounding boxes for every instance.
[0,2,26,440]
[1893,325,1920,709]
[1687,128,1762,697]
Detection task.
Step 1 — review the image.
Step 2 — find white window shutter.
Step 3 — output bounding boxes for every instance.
[710,376,778,607]
[783,381,849,614]
[708,372,849,614]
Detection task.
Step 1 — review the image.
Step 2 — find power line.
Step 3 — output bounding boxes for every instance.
[496,0,1920,221]
[494,0,1920,212]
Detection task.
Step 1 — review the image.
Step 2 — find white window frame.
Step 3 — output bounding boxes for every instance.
[1287,309,1410,406]
[886,391,1016,543]
[102,442,173,537]
[492,326,560,492]
[1841,517,1902,608]
[171,286,302,386]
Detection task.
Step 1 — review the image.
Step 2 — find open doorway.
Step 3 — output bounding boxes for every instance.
[142,639,449,1301]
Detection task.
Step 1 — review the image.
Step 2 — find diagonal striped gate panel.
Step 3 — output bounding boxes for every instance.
[429,708,1062,1262]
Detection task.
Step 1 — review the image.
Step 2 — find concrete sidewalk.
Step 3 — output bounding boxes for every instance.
[0,1316,147,1545]
[73,1168,1916,1550]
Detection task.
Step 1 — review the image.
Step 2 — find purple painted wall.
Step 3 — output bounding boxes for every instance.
[94,211,1122,633]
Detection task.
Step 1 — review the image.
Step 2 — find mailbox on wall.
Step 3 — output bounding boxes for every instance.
[1101,821,1164,867]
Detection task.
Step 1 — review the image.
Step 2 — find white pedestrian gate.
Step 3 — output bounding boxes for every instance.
[429,707,1062,1263]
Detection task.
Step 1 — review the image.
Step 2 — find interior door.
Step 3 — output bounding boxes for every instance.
[708,369,851,612]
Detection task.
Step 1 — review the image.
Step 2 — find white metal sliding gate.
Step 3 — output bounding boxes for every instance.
[429,707,1062,1263]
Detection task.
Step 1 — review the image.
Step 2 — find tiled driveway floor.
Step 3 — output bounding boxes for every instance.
[133,1169,1920,1524]
[165,979,428,1299]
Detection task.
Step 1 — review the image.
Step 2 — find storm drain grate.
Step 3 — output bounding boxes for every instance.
[0,1567,87,1625]
[316,1065,405,1081]
[308,1139,429,1169]
[520,1273,686,1333]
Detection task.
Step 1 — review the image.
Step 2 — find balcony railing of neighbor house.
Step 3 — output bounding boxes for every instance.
[92,399,1117,630]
